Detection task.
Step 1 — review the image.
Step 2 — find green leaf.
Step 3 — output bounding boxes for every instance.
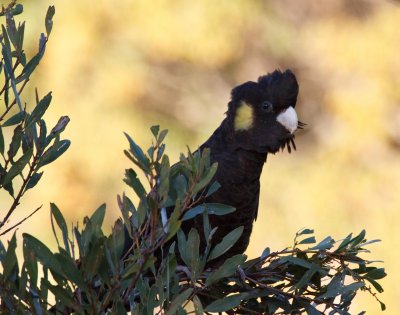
[150,125,160,138]
[192,295,204,315]
[2,111,25,127]
[208,226,244,261]
[124,168,146,199]
[297,228,314,236]
[205,254,246,287]
[23,238,38,287]
[158,155,170,205]
[10,4,23,16]
[54,249,85,288]
[261,247,270,259]
[45,6,55,36]
[193,162,218,194]
[349,229,366,248]
[166,288,193,315]
[50,203,70,255]
[124,132,150,171]
[336,233,353,252]
[298,236,316,245]
[186,228,200,274]
[25,172,43,191]
[2,147,33,185]
[310,236,335,250]
[182,203,235,221]
[0,126,4,155]
[23,234,64,278]
[20,53,41,81]
[205,181,220,197]
[25,92,52,129]
[204,292,248,312]
[320,280,364,299]
[2,232,18,281]
[365,268,386,280]
[7,124,22,159]
[41,278,76,310]
[157,129,168,146]
[364,276,384,293]
[36,139,70,169]
[280,256,313,269]
[177,229,188,267]
[90,203,106,228]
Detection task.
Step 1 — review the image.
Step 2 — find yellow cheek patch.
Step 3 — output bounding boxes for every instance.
[234,101,254,131]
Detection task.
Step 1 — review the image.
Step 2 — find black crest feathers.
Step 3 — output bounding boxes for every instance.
[258,69,299,109]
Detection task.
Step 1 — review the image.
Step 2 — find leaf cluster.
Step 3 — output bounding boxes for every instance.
[0,125,386,314]
[0,2,69,236]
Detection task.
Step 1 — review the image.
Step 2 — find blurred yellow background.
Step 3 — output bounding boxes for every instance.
[1,0,399,313]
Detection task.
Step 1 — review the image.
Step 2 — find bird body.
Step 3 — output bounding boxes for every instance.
[181,69,301,265]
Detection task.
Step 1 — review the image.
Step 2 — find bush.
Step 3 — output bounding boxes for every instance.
[0,2,386,314]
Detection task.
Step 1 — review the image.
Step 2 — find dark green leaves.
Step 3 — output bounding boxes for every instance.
[25,92,52,129]
[205,254,246,287]
[182,203,235,221]
[45,6,55,36]
[208,226,243,261]
[36,139,70,169]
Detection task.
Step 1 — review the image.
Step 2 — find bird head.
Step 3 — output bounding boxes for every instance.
[227,69,302,154]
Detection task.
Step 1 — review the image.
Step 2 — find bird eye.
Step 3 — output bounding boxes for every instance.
[261,101,273,113]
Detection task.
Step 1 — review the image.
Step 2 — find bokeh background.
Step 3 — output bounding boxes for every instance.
[1,0,399,313]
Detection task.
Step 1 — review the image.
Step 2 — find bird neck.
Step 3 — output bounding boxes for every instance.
[201,118,268,181]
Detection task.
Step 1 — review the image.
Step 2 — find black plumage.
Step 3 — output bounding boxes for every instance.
[122,69,301,268]
[180,69,301,265]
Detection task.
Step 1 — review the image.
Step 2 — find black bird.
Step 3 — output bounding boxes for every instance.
[179,69,302,265]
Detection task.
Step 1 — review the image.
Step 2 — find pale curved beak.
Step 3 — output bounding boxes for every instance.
[276,106,298,134]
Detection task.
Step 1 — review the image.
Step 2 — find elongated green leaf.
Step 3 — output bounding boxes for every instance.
[336,233,353,252]
[2,147,33,185]
[150,125,160,138]
[280,256,313,269]
[2,232,18,280]
[90,203,106,228]
[193,162,218,194]
[23,237,38,287]
[20,53,41,81]
[186,228,200,274]
[124,132,150,171]
[319,280,364,299]
[205,181,220,197]
[166,288,193,315]
[45,6,55,36]
[297,228,314,236]
[124,168,146,199]
[208,226,243,261]
[23,234,64,277]
[365,268,386,280]
[364,277,384,293]
[25,92,52,129]
[205,254,246,287]
[25,172,43,191]
[0,126,4,155]
[50,203,70,255]
[157,129,168,146]
[299,236,316,245]
[310,236,335,250]
[205,292,249,312]
[7,124,22,159]
[192,295,204,315]
[182,203,235,221]
[36,139,70,169]
[2,111,25,127]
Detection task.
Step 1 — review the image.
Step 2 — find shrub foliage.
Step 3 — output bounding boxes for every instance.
[0,2,386,315]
